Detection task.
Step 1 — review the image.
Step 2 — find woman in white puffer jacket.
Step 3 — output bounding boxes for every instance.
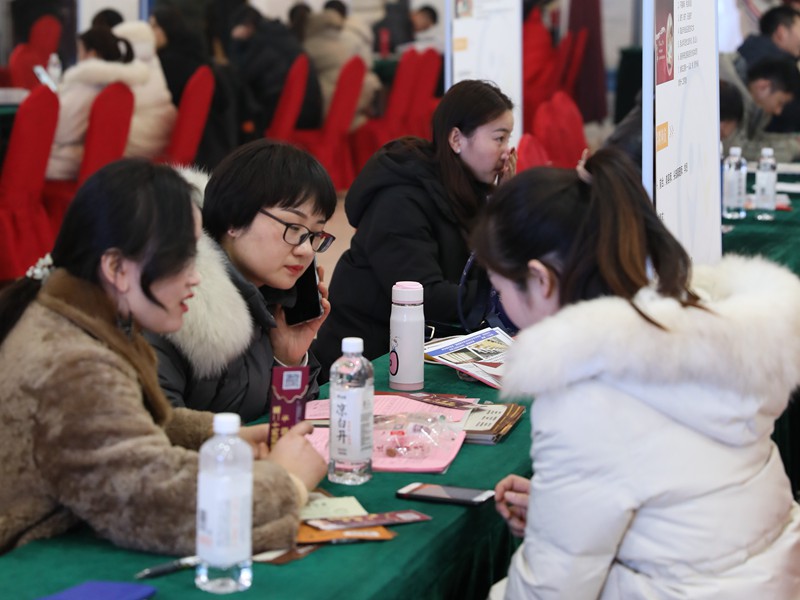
[473,148,800,599]
[113,20,177,160]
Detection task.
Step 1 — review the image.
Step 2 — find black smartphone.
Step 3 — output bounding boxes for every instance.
[396,482,494,506]
[284,258,323,326]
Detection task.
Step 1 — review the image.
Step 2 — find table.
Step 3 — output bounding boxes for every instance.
[723,186,800,495]
[0,355,532,600]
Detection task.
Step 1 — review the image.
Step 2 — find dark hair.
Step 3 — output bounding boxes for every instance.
[431,79,513,231]
[151,7,207,58]
[471,148,699,325]
[0,159,198,346]
[231,5,264,30]
[746,57,799,93]
[417,6,439,25]
[203,140,337,242]
[91,8,124,30]
[719,79,744,123]
[79,27,134,63]
[760,5,800,36]
[324,1,348,18]
[288,3,311,41]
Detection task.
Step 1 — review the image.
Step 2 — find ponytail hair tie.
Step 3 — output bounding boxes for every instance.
[576,148,593,185]
[26,253,54,282]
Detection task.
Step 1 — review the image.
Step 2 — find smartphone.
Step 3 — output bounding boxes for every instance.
[284,258,323,326]
[396,482,494,506]
[33,65,57,92]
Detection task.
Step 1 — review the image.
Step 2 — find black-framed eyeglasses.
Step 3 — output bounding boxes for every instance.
[259,209,336,253]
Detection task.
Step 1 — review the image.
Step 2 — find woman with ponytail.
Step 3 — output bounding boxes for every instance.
[45,27,143,180]
[478,148,800,598]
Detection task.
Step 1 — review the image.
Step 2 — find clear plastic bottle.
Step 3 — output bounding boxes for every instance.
[389,281,424,391]
[722,146,747,219]
[754,147,777,221]
[328,337,374,485]
[46,53,61,84]
[196,413,253,594]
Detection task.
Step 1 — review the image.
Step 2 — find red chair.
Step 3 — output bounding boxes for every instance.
[350,48,419,172]
[290,56,366,190]
[0,86,59,280]
[28,15,62,58]
[406,49,442,139]
[533,91,587,169]
[42,82,134,235]
[561,28,588,99]
[524,31,573,133]
[516,133,551,171]
[265,54,309,142]
[159,66,215,167]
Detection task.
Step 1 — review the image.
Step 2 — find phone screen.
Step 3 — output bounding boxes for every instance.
[284,259,322,326]
[397,483,494,506]
[33,66,57,92]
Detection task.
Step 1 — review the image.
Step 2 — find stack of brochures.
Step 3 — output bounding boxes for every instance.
[424,327,514,389]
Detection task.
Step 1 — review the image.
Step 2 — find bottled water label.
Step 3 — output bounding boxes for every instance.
[196,471,252,566]
[330,387,373,462]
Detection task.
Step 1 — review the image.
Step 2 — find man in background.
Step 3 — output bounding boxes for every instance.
[372,0,438,54]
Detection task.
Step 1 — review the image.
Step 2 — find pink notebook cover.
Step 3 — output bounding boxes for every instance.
[305,395,478,424]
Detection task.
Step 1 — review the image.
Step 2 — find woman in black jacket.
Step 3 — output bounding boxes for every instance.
[313,80,517,378]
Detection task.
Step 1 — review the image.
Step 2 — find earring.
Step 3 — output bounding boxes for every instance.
[455,148,461,155]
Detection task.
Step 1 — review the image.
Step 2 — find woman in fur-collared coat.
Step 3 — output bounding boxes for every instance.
[477,149,800,599]
[46,28,145,181]
[0,160,325,556]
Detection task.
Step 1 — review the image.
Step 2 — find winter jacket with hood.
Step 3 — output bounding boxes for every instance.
[46,58,149,180]
[492,256,800,599]
[312,140,487,376]
[0,269,302,556]
[145,169,321,422]
[112,21,177,160]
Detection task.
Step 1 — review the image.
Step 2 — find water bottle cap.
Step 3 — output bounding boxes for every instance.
[729,146,742,156]
[392,281,423,303]
[341,337,364,353]
[213,413,240,435]
[761,147,774,157]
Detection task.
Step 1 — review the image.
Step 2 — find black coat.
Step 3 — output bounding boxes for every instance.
[312,141,486,378]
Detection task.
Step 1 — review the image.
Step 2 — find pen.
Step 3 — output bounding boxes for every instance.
[134,555,200,580]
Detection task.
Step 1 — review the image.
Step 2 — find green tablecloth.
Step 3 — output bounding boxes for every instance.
[0,356,531,600]
[722,188,800,495]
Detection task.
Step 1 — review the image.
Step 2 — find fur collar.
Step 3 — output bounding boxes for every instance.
[62,58,149,87]
[36,270,173,426]
[113,21,157,61]
[164,235,254,379]
[501,256,800,445]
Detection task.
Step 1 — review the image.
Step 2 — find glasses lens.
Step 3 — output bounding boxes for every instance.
[283,224,307,246]
[313,233,335,253]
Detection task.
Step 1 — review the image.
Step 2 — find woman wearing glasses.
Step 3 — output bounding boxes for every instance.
[147,140,337,421]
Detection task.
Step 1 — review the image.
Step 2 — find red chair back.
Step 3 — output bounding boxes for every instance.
[322,56,366,141]
[29,15,62,57]
[562,28,588,98]
[383,48,419,125]
[407,48,441,138]
[0,86,59,205]
[8,44,45,90]
[533,91,587,169]
[516,133,550,171]
[266,54,309,141]
[78,82,134,185]
[162,65,215,166]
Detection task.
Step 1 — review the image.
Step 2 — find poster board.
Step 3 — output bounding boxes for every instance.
[643,0,721,264]
[447,0,522,146]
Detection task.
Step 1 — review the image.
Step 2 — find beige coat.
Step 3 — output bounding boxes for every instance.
[0,270,300,556]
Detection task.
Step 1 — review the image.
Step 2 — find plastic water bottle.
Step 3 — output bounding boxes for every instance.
[722,146,747,219]
[46,53,61,84]
[755,147,777,221]
[196,413,253,594]
[389,281,424,391]
[328,337,374,485]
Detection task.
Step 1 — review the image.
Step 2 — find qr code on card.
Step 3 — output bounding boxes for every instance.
[282,370,303,390]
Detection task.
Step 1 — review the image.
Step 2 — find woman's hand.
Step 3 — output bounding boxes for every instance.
[494,474,530,538]
[497,147,518,186]
[268,421,326,491]
[270,265,331,366]
[239,423,270,459]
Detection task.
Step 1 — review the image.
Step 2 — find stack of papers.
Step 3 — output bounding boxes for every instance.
[424,327,514,389]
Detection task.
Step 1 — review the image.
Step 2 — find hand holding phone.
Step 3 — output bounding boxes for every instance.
[396,482,494,506]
